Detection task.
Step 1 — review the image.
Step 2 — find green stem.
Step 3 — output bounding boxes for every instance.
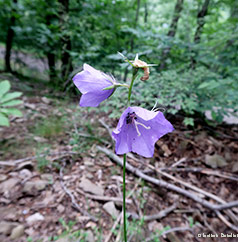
[123,153,127,242]
[128,68,138,104]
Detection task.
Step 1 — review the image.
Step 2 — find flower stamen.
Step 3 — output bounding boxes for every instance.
[134,120,151,136]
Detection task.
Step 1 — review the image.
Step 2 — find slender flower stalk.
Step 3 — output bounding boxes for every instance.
[123,153,127,242]
[128,68,138,104]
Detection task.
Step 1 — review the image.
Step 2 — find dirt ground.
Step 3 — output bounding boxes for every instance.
[0,75,238,242]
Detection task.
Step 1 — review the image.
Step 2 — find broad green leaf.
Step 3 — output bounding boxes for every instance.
[0,108,22,117]
[0,92,22,104]
[197,82,210,89]
[0,80,11,98]
[1,100,23,107]
[0,113,9,127]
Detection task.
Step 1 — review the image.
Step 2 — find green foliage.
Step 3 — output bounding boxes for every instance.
[102,66,238,125]
[49,218,87,242]
[0,80,22,127]
[36,145,50,172]
[33,116,64,138]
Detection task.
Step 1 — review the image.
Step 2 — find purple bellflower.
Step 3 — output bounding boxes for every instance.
[112,106,174,158]
[73,64,116,107]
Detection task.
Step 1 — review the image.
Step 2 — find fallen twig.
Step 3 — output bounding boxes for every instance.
[161,167,238,182]
[145,226,195,242]
[99,118,114,145]
[60,161,97,222]
[97,146,238,212]
[127,203,177,222]
[216,211,238,232]
[148,165,238,224]
[84,194,132,204]
[0,151,79,166]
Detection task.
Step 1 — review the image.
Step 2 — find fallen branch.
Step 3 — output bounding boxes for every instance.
[161,167,238,182]
[145,226,195,242]
[147,164,238,224]
[99,118,114,144]
[216,211,238,232]
[97,146,238,212]
[128,203,177,222]
[0,151,79,166]
[85,194,132,204]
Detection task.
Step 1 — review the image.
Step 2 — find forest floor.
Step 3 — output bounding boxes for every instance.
[0,73,238,242]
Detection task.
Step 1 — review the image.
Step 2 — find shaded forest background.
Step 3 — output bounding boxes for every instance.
[0,0,238,125]
[1,1,238,242]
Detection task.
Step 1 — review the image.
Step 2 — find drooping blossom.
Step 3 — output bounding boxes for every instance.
[131,54,150,81]
[112,106,174,158]
[73,64,116,107]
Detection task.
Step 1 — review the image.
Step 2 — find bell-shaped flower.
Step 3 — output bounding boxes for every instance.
[73,64,116,107]
[112,106,174,158]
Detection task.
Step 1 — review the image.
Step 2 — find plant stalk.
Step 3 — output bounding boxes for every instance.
[123,153,127,242]
[128,68,138,104]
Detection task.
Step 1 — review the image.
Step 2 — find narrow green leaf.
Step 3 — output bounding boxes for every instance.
[0,108,22,117]
[1,92,22,104]
[1,100,23,107]
[0,113,9,126]
[0,80,11,98]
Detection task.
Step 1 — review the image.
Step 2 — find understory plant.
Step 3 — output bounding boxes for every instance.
[0,80,23,127]
[72,53,174,242]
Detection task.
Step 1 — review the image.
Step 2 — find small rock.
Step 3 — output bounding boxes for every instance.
[17,161,33,171]
[0,178,19,193]
[86,173,93,179]
[0,174,7,182]
[148,221,163,232]
[0,221,17,235]
[10,225,24,239]
[34,136,48,143]
[19,169,32,179]
[83,158,94,167]
[232,162,238,172]
[57,204,65,213]
[26,213,44,224]
[205,154,227,168]
[103,201,119,218]
[42,97,51,104]
[85,221,97,229]
[161,144,172,157]
[76,216,90,223]
[194,131,207,142]
[23,180,48,193]
[41,173,53,182]
[0,207,18,220]
[79,177,104,196]
[86,230,95,242]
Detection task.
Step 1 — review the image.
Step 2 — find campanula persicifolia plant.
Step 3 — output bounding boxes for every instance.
[73,53,174,242]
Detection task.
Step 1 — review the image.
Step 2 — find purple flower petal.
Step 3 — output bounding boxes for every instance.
[80,89,114,107]
[112,106,174,158]
[73,64,115,107]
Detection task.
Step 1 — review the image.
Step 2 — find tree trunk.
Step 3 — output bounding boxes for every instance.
[144,0,148,23]
[124,0,141,82]
[130,0,141,51]
[159,0,184,70]
[58,0,73,81]
[190,0,210,69]
[46,13,57,81]
[47,52,56,81]
[5,0,17,72]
